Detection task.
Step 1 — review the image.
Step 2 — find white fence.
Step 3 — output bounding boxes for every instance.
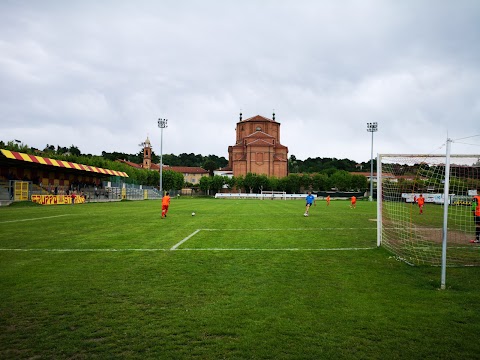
[402,193,444,204]
[402,193,475,205]
[214,193,316,200]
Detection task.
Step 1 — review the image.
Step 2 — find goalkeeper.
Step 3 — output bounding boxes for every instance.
[417,194,425,214]
[471,194,480,243]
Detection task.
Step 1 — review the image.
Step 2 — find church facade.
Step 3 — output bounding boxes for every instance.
[227,113,288,178]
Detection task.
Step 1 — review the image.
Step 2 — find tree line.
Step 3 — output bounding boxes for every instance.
[198,171,369,194]
[1,140,228,172]
[102,150,229,172]
[1,140,382,174]
[288,155,376,173]
[1,140,369,193]
[0,140,183,189]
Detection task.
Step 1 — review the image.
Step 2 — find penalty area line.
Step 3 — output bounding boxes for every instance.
[0,214,71,224]
[176,247,377,251]
[0,247,377,252]
[201,228,376,231]
[171,229,201,250]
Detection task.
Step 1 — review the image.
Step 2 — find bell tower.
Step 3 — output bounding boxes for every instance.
[143,136,152,170]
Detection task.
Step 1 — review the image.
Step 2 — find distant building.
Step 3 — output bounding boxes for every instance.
[214,169,233,178]
[227,113,288,178]
[168,166,208,184]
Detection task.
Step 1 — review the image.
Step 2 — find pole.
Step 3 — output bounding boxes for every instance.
[160,126,163,195]
[367,122,378,201]
[440,138,452,290]
[376,153,382,247]
[158,118,168,198]
[370,130,374,201]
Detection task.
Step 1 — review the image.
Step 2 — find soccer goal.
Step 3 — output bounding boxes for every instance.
[377,152,480,270]
[261,190,287,200]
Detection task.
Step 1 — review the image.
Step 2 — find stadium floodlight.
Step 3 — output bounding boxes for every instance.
[367,122,378,201]
[158,118,168,196]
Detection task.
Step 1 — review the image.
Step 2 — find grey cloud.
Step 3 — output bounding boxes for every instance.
[1,0,479,161]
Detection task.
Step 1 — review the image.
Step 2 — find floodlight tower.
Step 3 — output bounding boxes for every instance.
[158,118,168,196]
[367,122,378,201]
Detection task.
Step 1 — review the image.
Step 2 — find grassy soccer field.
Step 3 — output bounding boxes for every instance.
[1,198,479,359]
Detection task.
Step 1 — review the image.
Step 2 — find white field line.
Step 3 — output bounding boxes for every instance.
[171,228,376,251]
[170,229,201,250]
[386,227,442,231]
[0,228,378,252]
[0,214,71,224]
[201,228,376,231]
[0,248,168,252]
[0,247,376,252]
[176,247,376,251]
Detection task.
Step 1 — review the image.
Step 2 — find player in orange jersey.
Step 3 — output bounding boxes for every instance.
[417,194,425,214]
[350,195,356,209]
[326,195,331,206]
[161,192,171,218]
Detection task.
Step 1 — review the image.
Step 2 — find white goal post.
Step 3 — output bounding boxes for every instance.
[377,152,480,274]
[260,190,287,200]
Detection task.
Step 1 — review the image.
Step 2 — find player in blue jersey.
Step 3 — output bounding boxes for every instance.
[304,191,316,217]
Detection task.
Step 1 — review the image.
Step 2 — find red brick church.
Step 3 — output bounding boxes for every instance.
[227,113,288,178]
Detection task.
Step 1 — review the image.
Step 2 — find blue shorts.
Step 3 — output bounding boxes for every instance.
[306,202,313,207]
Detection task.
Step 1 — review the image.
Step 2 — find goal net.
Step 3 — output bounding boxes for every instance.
[378,154,480,266]
[261,190,287,200]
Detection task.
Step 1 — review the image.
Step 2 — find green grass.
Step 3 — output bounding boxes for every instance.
[1,198,479,359]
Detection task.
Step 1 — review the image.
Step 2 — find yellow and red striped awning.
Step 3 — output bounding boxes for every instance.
[1,149,129,177]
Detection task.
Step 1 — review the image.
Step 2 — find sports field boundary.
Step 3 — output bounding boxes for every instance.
[0,214,71,224]
[170,228,377,251]
[175,247,376,251]
[0,248,169,252]
[0,247,376,252]
[0,227,378,252]
[171,229,201,250]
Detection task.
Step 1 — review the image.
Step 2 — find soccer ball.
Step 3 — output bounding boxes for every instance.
[192,212,196,216]
[304,213,308,217]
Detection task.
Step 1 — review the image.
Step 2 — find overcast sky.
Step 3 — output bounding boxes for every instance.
[1,0,479,163]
